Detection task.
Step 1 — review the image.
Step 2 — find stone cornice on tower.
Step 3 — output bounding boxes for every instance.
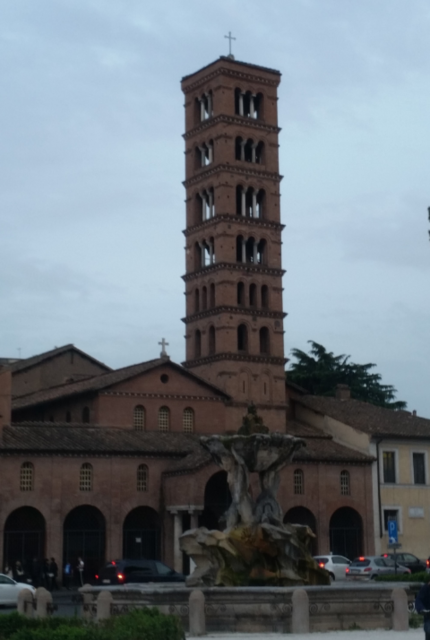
[182,262,286,282]
[183,214,285,238]
[181,57,281,94]
[183,352,287,368]
[183,114,281,139]
[182,306,287,324]
[183,163,282,188]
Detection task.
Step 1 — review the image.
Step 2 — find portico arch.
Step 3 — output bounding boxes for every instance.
[123,507,161,560]
[63,505,106,582]
[283,506,318,555]
[329,507,363,559]
[199,471,232,531]
[3,507,46,569]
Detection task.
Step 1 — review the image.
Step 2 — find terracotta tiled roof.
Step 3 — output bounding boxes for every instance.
[286,420,373,463]
[1,421,373,466]
[12,358,230,410]
[7,344,111,374]
[297,395,430,439]
[1,425,199,456]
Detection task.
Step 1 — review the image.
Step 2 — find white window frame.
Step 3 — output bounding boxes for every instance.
[382,505,403,534]
[410,449,428,486]
[380,448,399,484]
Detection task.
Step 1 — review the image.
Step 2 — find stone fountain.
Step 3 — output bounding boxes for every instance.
[180,406,329,587]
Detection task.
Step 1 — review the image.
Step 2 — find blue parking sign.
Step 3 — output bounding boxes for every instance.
[388,519,398,544]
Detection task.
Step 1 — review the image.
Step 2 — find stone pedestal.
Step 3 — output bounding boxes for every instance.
[189,589,206,636]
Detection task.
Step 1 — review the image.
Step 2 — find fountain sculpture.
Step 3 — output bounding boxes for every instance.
[180,406,329,587]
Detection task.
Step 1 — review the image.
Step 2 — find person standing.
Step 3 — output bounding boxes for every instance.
[77,557,84,586]
[415,578,430,640]
[63,560,72,590]
[49,558,58,591]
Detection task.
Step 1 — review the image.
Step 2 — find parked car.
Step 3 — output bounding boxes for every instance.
[382,553,426,574]
[95,559,185,585]
[313,555,350,581]
[0,573,35,606]
[346,556,410,580]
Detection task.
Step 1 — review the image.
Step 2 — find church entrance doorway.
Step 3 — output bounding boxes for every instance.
[199,471,232,531]
[123,507,161,560]
[3,507,45,570]
[283,506,318,555]
[63,505,105,583]
[329,507,363,560]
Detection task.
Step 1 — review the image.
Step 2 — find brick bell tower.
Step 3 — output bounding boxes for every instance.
[181,56,287,431]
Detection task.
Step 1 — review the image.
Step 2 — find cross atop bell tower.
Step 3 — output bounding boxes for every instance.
[181,57,287,431]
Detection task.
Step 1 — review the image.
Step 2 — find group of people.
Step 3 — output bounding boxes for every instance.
[3,556,85,590]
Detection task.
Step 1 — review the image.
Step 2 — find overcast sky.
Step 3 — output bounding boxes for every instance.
[1,0,429,415]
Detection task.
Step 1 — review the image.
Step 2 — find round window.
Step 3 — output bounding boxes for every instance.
[160,374,169,384]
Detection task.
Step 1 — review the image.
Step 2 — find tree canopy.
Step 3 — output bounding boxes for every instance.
[287,341,407,410]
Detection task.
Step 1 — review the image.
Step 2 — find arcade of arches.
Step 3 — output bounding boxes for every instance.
[3,504,162,584]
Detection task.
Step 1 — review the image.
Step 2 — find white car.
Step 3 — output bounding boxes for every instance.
[313,554,351,580]
[0,573,35,606]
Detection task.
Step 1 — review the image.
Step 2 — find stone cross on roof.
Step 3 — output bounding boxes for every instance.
[224,31,236,57]
[159,338,169,358]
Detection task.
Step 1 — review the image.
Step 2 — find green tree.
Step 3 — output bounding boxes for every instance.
[287,341,407,410]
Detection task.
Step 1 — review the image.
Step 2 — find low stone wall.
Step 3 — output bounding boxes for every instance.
[79,582,416,633]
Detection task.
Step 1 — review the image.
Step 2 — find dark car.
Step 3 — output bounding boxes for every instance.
[95,559,185,585]
[382,553,426,574]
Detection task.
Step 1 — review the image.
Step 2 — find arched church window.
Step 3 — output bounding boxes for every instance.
[158,406,170,432]
[80,463,93,492]
[195,330,201,358]
[20,462,34,492]
[183,408,194,433]
[340,470,350,496]
[294,469,304,495]
[259,327,270,354]
[237,324,248,352]
[133,405,145,431]
[237,282,245,306]
[261,285,269,309]
[249,284,257,307]
[137,464,148,492]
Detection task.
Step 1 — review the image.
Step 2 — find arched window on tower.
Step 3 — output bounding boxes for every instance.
[237,324,248,352]
[196,141,213,168]
[196,91,213,122]
[259,327,270,354]
[195,330,201,358]
[133,405,145,431]
[158,406,170,432]
[261,285,269,309]
[137,464,148,491]
[340,470,350,496]
[80,463,93,492]
[198,188,215,221]
[183,408,194,433]
[195,289,200,313]
[202,286,207,310]
[257,239,266,264]
[249,284,257,307]
[20,462,34,492]
[209,283,215,308]
[256,189,265,218]
[234,89,262,119]
[294,469,304,495]
[237,282,245,306]
[208,325,216,355]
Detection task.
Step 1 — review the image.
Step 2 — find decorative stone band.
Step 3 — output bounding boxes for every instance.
[182,306,287,324]
[183,162,282,188]
[183,352,287,368]
[182,262,285,282]
[183,214,285,237]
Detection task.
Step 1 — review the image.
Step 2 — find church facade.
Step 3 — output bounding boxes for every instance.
[0,57,376,582]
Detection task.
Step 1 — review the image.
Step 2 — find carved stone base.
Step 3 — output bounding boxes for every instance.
[180,523,329,587]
